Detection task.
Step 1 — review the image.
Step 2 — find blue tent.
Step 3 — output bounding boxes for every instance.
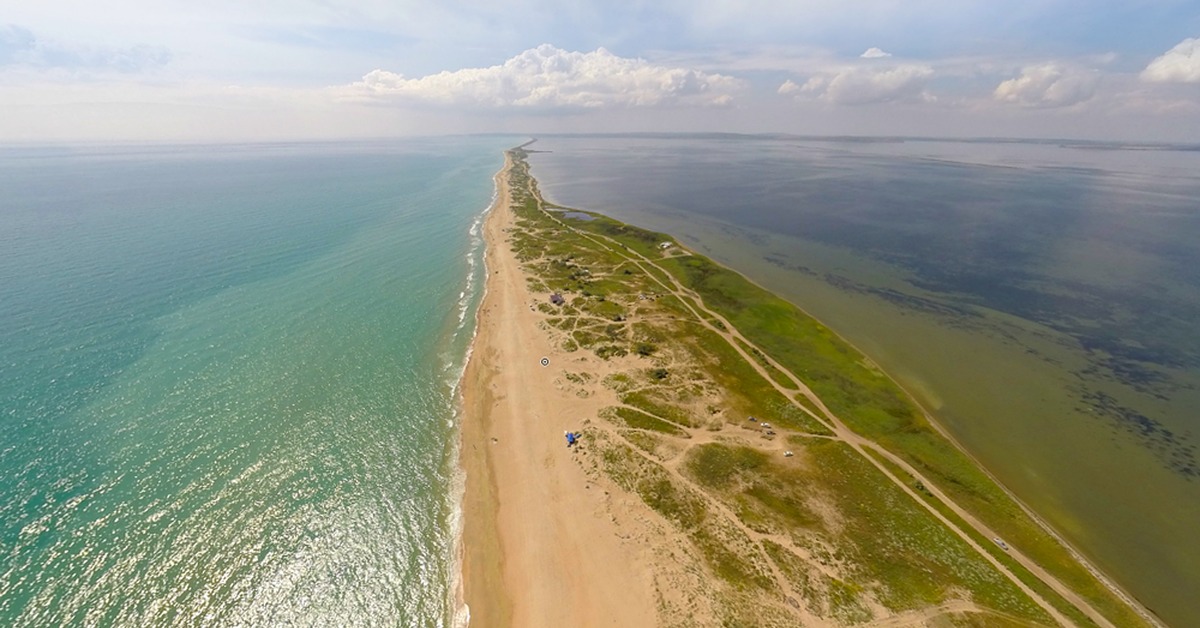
[566,432,578,446]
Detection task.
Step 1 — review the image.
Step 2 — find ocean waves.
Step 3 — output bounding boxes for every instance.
[0,139,512,627]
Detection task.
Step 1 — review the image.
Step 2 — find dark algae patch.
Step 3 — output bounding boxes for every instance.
[505,145,1152,627]
[1077,389,1198,478]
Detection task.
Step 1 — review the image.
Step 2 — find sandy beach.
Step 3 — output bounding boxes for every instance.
[458,155,658,627]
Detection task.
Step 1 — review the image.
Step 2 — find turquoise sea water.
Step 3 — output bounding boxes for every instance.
[0,138,509,626]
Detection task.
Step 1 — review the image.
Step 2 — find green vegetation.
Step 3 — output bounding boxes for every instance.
[621,390,700,428]
[685,443,768,490]
[733,336,794,391]
[865,448,1100,627]
[597,438,774,593]
[504,147,1149,627]
[603,406,690,437]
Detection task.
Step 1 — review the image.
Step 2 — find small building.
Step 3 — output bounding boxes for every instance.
[659,242,672,250]
[550,293,565,305]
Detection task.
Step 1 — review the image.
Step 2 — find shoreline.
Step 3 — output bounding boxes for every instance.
[449,171,502,628]
[456,154,508,628]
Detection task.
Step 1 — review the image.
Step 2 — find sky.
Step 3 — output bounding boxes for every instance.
[2,1,1199,142]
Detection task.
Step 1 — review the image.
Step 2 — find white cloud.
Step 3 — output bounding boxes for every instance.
[337,44,741,108]
[777,79,801,95]
[1141,38,1200,83]
[994,63,1096,107]
[790,64,934,105]
[860,47,892,59]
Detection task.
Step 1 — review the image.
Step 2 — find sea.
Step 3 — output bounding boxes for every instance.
[0,137,512,626]
[527,135,1200,628]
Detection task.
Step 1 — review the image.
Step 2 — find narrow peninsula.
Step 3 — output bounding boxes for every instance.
[458,147,1155,627]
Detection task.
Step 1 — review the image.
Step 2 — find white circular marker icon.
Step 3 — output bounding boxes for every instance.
[540,357,549,367]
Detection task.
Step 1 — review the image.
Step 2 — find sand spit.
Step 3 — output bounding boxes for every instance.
[458,149,1155,628]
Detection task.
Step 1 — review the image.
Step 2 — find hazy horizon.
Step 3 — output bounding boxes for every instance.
[3,2,1198,142]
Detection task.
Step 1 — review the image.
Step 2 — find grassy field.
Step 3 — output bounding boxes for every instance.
[502,148,1149,627]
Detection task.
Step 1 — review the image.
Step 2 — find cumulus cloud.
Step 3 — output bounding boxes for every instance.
[339,44,741,108]
[993,63,1096,107]
[787,64,933,105]
[860,47,892,59]
[1141,38,1200,83]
